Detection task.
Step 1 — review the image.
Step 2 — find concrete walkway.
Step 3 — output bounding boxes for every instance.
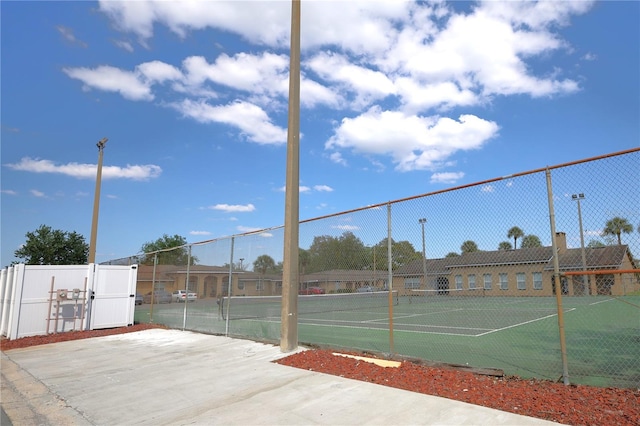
[1,329,561,425]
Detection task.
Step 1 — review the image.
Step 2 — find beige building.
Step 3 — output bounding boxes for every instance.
[394,232,638,297]
[136,233,638,299]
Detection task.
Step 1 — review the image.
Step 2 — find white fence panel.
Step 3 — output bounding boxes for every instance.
[0,266,13,337]
[89,264,137,329]
[0,264,138,339]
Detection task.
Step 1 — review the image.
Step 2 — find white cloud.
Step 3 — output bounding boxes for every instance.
[137,60,182,83]
[430,172,464,184]
[208,203,256,213]
[63,65,153,101]
[57,25,88,48]
[314,185,333,192]
[98,0,292,46]
[1,189,17,195]
[332,225,360,231]
[89,0,593,175]
[327,107,499,171]
[173,100,287,145]
[481,185,495,193]
[30,189,45,197]
[307,51,396,108]
[329,152,347,166]
[190,230,211,236]
[5,157,162,180]
[113,39,134,52]
[237,225,262,233]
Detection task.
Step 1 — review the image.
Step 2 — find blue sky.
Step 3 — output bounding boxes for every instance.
[1,0,639,267]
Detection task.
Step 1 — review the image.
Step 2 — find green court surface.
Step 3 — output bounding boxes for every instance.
[135,293,640,388]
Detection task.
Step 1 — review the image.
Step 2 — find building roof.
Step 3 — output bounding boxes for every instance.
[396,245,630,276]
[544,245,631,271]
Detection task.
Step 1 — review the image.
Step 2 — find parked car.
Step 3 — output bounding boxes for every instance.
[299,286,326,295]
[356,286,375,293]
[172,290,197,302]
[143,291,172,304]
[135,293,143,305]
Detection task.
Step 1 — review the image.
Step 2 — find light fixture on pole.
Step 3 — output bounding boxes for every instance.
[571,193,589,295]
[419,218,427,289]
[239,258,244,271]
[88,137,108,264]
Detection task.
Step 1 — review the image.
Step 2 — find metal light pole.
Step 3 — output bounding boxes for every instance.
[419,218,427,289]
[571,193,589,295]
[88,138,108,264]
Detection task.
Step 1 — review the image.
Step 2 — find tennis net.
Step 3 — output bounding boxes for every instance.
[221,290,398,320]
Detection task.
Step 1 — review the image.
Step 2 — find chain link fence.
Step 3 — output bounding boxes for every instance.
[108,148,639,388]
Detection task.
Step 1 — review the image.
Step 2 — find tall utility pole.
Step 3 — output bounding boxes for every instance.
[419,218,427,288]
[88,137,108,264]
[281,0,301,352]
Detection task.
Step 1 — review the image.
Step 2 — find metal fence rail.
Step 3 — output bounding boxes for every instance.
[109,148,640,388]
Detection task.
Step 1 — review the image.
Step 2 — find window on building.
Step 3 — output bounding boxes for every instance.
[483,274,492,290]
[455,275,463,290]
[256,281,264,291]
[468,274,476,289]
[404,277,421,289]
[517,273,526,290]
[238,280,245,290]
[499,273,508,290]
[533,272,542,290]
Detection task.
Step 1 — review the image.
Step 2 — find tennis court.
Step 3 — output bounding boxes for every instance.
[134,291,640,387]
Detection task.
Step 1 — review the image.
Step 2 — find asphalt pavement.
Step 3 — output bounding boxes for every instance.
[1,329,562,425]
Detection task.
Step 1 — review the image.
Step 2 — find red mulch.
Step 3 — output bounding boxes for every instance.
[2,326,638,426]
[276,350,639,426]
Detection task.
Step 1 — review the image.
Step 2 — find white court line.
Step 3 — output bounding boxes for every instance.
[246,317,484,337]
[589,298,615,306]
[475,308,576,337]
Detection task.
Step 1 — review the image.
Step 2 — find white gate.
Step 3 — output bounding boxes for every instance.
[88,264,137,330]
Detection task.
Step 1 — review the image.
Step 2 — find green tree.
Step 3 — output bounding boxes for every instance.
[445,252,460,258]
[587,240,605,248]
[507,226,525,249]
[603,216,633,245]
[140,234,196,265]
[461,240,479,253]
[308,232,369,272]
[498,241,512,251]
[521,234,542,248]
[14,225,88,265]
[299,248,311,275]
[371,239,420,271]
[253,254,276,274]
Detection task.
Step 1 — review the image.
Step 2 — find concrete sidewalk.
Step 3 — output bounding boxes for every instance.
[1,329,561,425]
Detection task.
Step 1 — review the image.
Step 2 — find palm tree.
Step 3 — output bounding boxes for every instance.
[253,254,276,275]
[603,217,633,245]
[507,226,524,249]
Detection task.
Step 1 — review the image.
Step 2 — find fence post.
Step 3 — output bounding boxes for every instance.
[149,253,157,323]
[182,245,192,331]
[225,237,234,336]
[387,202,394,354]
[545,168,570,385]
